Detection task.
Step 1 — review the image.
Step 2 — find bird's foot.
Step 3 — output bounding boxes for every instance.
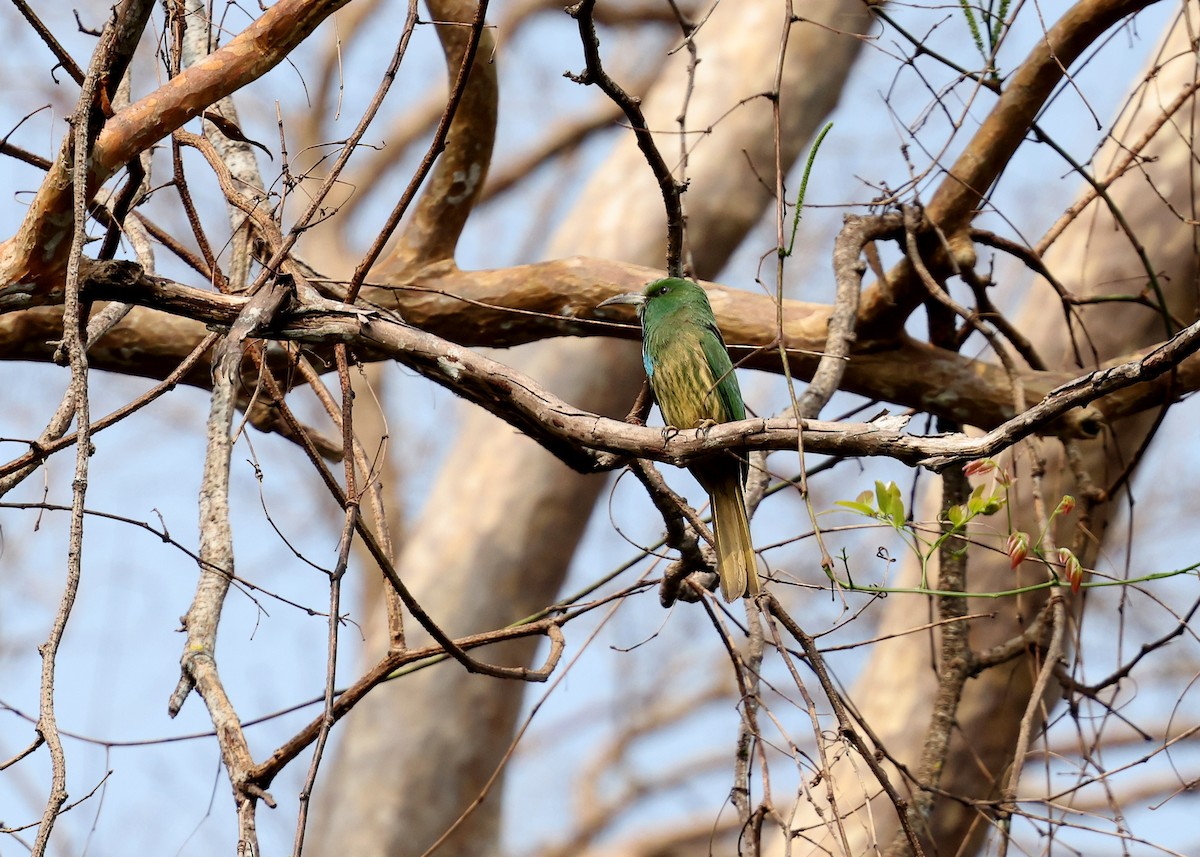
[660,425,681,443]
[695,418,718,438]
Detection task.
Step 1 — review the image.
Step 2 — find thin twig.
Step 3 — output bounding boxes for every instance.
[350,0,486,290]
[732,604,767,854]
[28,8,121,849]
[291,345,358,855]
[11,0,85,84]
[0,329,219,492]
[764,611,854,854]
[882,464,973,857]
[765,594,927,857]
[248,620,566,788]
[294,357,404,648]
[248,359,559,682]
[566,0,686,275]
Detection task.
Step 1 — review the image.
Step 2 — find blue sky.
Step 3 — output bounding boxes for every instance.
[2,3,1198,855]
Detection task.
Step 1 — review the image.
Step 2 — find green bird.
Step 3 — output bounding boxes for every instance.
[599,277,759,601]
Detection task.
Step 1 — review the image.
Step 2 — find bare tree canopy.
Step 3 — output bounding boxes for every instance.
[2,2,1199,856]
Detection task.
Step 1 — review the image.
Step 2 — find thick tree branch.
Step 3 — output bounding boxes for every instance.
[10,238,1200,473]
[10,264,1184,476]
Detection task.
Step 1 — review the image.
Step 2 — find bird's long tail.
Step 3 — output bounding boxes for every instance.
[709,478,759,601]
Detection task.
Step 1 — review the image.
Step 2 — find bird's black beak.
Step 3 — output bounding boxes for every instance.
[597,292,646,311]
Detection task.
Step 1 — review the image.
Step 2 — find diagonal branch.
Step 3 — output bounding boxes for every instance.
[247,619,567,789]
[856,0,1159,336]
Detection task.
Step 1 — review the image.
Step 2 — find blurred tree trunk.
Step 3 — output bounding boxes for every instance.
[788,10,1200,856]
[309,2,871,855]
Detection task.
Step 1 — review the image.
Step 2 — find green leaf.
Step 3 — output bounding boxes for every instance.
[834,500,877,517]
[875,480,905,528]
[979,496,1005,515]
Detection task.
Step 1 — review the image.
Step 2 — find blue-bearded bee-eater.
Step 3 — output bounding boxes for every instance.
[600,278,759,600]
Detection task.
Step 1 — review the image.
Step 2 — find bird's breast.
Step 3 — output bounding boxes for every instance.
[647,335,727,429]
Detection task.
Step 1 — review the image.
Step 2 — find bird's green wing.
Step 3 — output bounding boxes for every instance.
[699,320,746,423]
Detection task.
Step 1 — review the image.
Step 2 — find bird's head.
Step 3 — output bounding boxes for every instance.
[597,277,706,319]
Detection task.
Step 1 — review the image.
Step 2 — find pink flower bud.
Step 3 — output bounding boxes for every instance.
[963,458,996,477]
[1057,547,1084,593]
[1007,531,1029,569]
